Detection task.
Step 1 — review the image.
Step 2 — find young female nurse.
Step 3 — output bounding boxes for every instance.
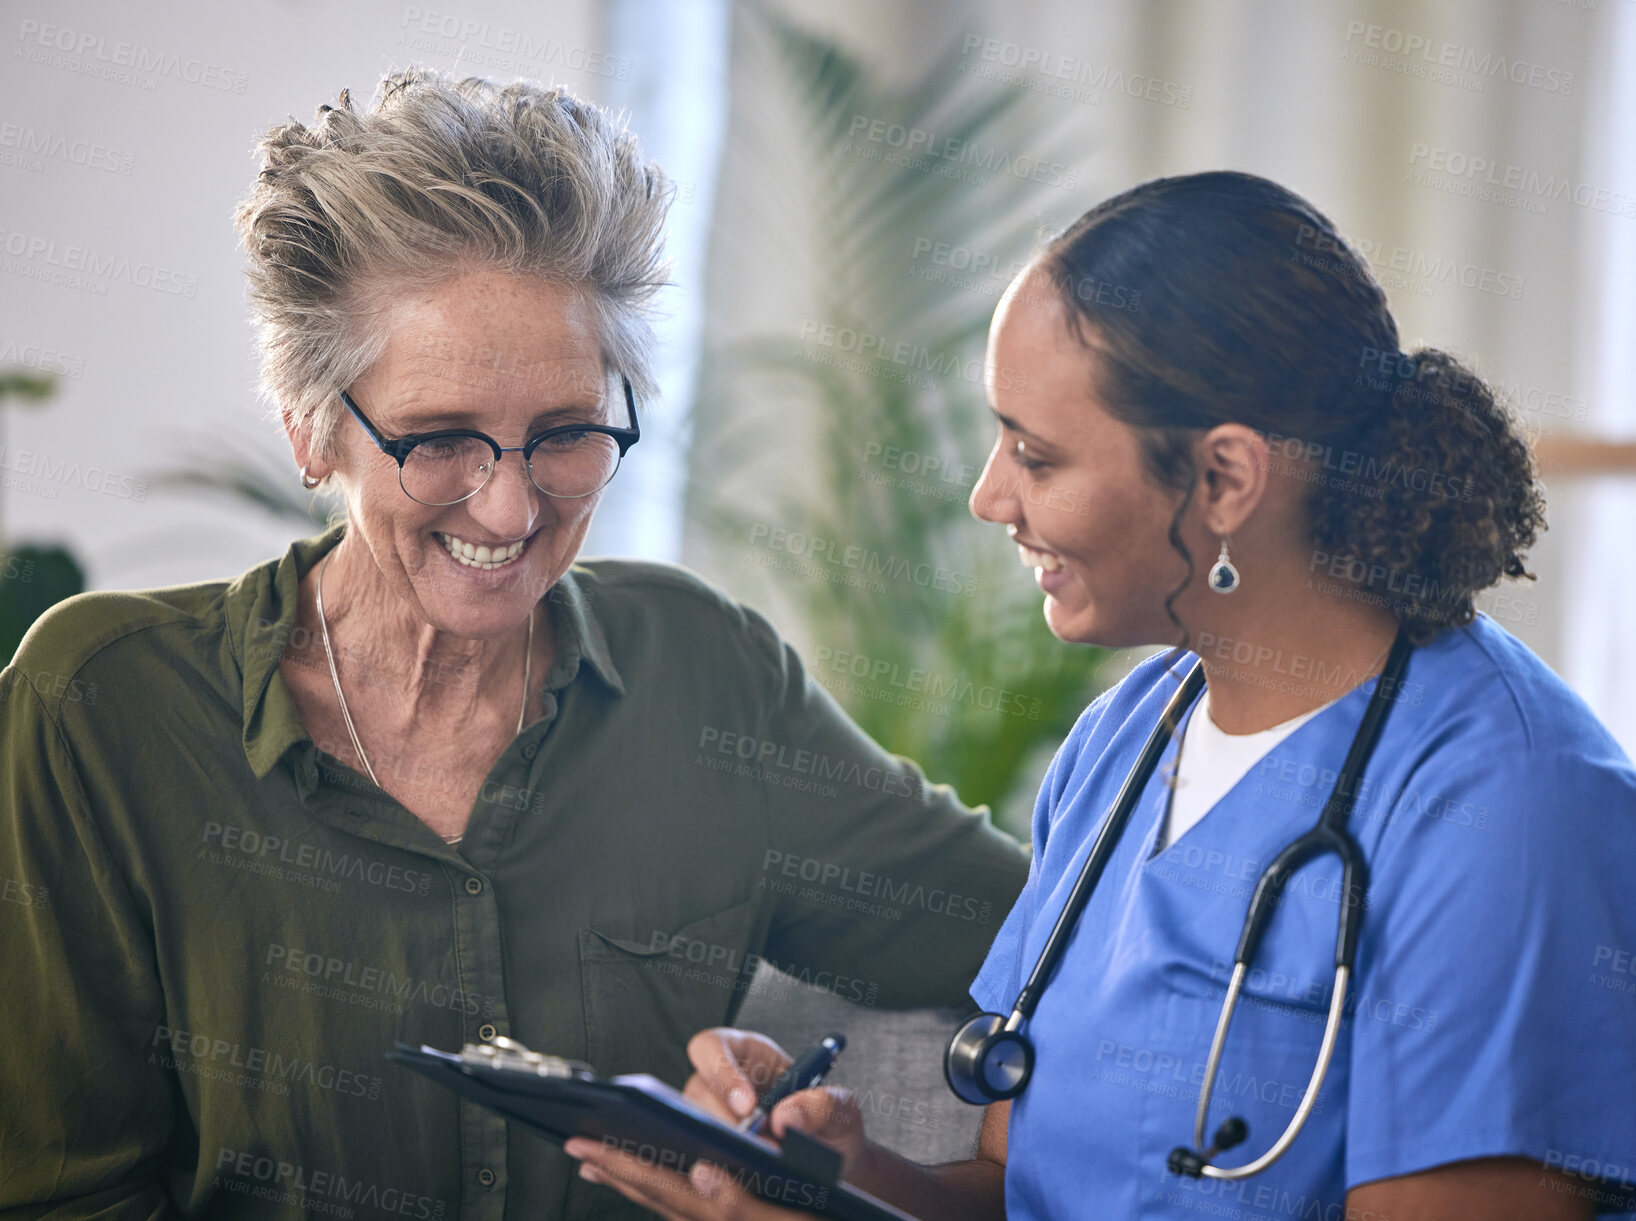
[568,172,1636,1221]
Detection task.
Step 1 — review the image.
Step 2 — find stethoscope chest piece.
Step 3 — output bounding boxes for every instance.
[945,1012,1034,1104]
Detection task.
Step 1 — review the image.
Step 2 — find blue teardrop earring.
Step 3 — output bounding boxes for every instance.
[1209,535,1240,594]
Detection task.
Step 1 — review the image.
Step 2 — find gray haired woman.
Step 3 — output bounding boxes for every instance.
[0,69,1026,1221]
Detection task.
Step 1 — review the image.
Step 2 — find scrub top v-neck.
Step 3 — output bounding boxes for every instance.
[1157,688,1335,855]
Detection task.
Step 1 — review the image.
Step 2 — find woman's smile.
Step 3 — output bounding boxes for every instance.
[1015,540,1064,573]
[432,528,535,571]
[1015,537,1071,595]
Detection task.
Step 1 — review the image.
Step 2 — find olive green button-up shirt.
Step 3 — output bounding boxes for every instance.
[0,523,1028,1221]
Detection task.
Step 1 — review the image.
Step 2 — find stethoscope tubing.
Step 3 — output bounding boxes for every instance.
[1185,627,1415,1177]
[1008,660,1209,1024]
[1192,962,1353,1178]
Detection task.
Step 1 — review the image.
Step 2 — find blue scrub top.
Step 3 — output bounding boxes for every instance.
[971,614,1636,1220]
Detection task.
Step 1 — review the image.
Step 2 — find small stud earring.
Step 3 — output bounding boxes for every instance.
[300,466,322,490]
[1209,535,1240,594]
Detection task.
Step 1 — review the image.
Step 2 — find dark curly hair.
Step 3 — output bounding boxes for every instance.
[1041,171,1545,646]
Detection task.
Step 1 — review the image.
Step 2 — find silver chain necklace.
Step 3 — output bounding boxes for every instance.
[314,548,533,845]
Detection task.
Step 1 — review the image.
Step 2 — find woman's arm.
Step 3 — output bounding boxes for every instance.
[740,604,1030,1012]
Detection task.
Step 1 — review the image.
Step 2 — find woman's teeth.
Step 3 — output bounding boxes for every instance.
[436,532,527,570]
[1018,544,1063,573]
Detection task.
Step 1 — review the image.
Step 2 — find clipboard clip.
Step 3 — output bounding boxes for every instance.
[454,1036,596,1080]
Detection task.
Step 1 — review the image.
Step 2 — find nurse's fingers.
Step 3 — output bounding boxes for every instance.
[768,1087,871,1175]
[684,1028,792,1122]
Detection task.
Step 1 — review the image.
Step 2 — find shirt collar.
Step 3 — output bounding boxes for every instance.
[541,561,626,698]
[229,522,625,781]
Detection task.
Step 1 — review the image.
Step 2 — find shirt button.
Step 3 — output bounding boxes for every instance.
[522,742,539,759]
[465,876,483,895]
[479,1023,498,1041]
[477,1168,496,1188]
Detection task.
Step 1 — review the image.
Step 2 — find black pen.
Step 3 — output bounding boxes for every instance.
[739,1033,846,1135]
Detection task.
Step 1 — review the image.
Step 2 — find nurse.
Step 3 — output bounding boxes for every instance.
[568,171,1636,1219]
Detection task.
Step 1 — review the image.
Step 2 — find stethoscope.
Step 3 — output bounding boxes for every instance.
[945,629,1414,1180]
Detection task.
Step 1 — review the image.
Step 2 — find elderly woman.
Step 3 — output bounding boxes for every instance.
[0,71,1026,1220]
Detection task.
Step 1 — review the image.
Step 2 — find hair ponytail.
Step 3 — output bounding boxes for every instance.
[1310,347,1545,642]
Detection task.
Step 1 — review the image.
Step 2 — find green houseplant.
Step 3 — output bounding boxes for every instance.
[687,8,1111,830]
[0,370,87,664]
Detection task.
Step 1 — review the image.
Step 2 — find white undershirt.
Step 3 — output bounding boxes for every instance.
[1155,688,1339,853]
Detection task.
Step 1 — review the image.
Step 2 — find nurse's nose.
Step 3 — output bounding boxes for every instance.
[970,436,1023,527]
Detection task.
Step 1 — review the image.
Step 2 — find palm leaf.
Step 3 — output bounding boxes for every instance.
[145,432,344,528]
[688,7,1110,828]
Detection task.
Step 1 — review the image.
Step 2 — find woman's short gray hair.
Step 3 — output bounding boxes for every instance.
[235,66,672,459]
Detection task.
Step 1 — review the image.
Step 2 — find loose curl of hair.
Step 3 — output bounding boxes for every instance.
[1042,171,1546,647]
[234,66,672,462]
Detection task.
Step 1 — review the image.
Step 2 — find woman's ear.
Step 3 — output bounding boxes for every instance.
[1195,424,1269,535]
[283,409,329,484]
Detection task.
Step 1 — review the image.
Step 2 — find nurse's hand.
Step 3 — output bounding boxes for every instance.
[681,1028,872,1175]
[565,1028,878,1219]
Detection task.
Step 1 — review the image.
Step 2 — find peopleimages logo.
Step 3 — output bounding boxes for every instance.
[0,340,85,379]
[151,1026,384,1100]
[0,123,134,173]
[1406,144,1636,218]
[761,849,995,923]
[0,227,199,297]
[214,1148,444,1220]
[0,445,149,500]
[696,726,933,803]
[262,944,498,1018]
[844,115,1078,189]
[811,646,1041,719]
[1343,20,1574,94]
[746,522,978,599]
[202,822,433,896]
[398,7,631,79]
[798,320,1024,390]
[958,35,1193,109]
[14,19,250,92]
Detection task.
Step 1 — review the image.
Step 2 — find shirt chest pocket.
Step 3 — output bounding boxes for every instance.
[578,896,764,1087]
[1129,985,1352,1219]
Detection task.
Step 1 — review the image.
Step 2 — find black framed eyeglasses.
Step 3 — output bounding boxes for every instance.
[336,379,640,506]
